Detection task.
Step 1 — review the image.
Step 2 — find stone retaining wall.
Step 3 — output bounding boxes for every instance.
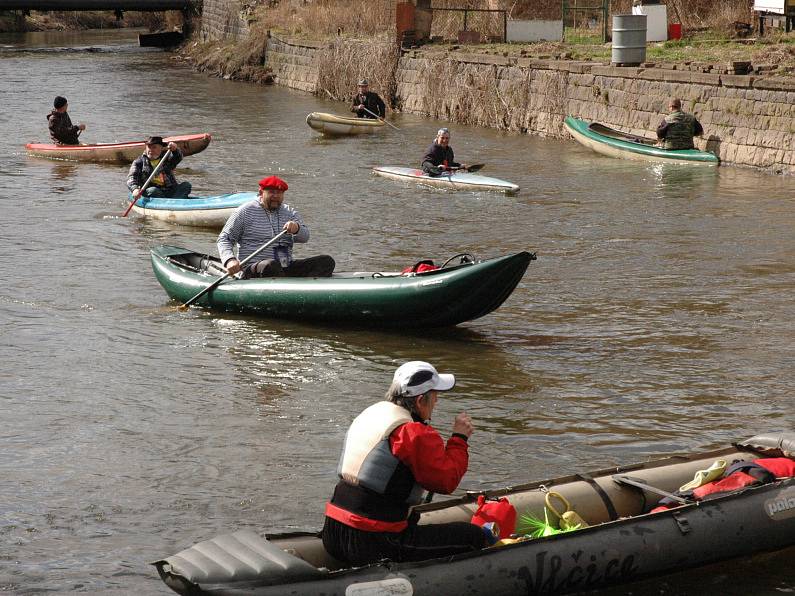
[265,36,321,93]
[255,37,795,173]
[201,0,249,41]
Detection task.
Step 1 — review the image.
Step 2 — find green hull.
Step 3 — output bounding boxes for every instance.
[564,116,719,165]
[150,246,533,327]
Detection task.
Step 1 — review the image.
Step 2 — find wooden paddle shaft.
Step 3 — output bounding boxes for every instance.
[180,229,290,310]
[362,106,400,131]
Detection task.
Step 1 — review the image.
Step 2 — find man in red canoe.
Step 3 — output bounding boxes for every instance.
[320,361,492,566]
[47,96,86,146]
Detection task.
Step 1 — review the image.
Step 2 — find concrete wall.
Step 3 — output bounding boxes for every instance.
[506,19,563,42]
[256,38,795,173]
[201,0,249,41]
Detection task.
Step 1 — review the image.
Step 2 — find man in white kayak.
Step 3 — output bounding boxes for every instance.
[217,175,335,278]
[421,128,469,176]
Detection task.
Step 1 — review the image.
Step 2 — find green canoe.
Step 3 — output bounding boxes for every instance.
[564,116,719,165]
[150,246,534,327]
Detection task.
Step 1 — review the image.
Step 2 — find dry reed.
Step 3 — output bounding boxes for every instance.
[252,0,393,38]
[185,25,272,82]
[315,35,400,104]
[406,56,569,134]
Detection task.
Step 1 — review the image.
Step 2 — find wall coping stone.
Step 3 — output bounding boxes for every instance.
[754,77,795,91]
[721,74,756,87]
[450,52,515,66]
[271,35,326,50]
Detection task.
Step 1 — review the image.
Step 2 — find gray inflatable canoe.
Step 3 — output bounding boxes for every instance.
[153,432,795,595]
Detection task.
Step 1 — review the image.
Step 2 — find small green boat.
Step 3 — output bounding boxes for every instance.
[150,246,533,327]
[564,116,719,165]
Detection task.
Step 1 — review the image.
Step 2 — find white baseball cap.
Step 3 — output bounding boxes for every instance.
[393,361,455,397]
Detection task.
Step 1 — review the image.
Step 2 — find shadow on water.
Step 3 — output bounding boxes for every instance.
[162,309,540,407]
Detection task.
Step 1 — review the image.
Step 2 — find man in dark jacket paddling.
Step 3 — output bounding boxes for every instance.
[126,136,192,199]
[351,79,386,119]
[421,128,469,176]
[321,361,491,566]
[47,96,85,145]
[657,98,704,150]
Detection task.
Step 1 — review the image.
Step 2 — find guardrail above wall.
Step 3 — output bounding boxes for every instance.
[430,7,508,43]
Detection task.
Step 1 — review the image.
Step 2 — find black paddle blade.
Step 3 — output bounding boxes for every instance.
[466,164,485,173]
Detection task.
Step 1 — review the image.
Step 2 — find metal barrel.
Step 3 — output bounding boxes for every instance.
[611,14,647,66]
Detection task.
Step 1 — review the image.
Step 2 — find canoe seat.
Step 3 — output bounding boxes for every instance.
[153,530,325,586]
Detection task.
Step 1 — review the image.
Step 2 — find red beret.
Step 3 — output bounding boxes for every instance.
[258,176,288,191]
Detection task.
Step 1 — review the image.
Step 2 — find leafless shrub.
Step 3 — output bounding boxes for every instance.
[184,26,272,82]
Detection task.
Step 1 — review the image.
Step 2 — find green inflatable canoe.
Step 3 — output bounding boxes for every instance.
[564,116,719,165]
[150,246,534,327]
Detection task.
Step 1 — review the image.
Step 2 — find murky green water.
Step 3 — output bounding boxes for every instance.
[0,28,793,594]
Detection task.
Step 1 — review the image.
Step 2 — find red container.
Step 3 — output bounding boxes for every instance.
[668,23,682,40]
[470,495,516,539]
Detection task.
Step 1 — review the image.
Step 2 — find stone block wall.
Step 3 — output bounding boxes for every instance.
[265,36,322,93]
[396,51,795,173]
[254,37,795,172]
[201,0,250,41]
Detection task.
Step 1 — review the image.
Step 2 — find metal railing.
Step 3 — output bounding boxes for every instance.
[430,7,508,43]
[562,0,608,43]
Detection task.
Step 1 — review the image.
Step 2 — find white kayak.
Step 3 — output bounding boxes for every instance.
[373,166,519,194]
[305,112,385,136]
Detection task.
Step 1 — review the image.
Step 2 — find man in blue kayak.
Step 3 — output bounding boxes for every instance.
[350,79,386,119]
[47,96,85,145]
[217,176,335,278]
[657,98,704,150]
[127,136,192,199]
[321,361,491,566]
[421,128,469,176]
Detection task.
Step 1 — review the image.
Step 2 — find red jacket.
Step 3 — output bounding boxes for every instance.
[326,421,469,532]
[390,422,469,494]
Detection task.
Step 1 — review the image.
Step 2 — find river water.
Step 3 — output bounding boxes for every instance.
[0,28,793,595]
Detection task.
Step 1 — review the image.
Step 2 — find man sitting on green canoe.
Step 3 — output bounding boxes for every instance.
[421,128,469,176]
[217,176,335,278]
[656,98,704,150]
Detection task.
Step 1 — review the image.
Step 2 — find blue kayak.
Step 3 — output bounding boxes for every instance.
[125,192,255,228]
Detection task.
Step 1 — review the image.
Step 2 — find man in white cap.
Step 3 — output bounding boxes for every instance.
[350,78,386,119]
[321,361,490,565]
[421,127,469,176]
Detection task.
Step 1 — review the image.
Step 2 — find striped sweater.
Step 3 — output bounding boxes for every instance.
[217,200,309,268]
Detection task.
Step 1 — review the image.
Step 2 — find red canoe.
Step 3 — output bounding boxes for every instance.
[24,133,212,163]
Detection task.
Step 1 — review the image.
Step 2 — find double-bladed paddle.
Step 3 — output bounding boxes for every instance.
[362,106,401,131]
[447,163,485,173]
[178,230,290,311]
[122,149,172,217]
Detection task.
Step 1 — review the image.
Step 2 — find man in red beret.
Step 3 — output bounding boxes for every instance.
[217,176,335,278]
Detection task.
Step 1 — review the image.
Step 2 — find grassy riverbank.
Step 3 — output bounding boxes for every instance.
[198,0,795,81]
[0,10,173,33]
